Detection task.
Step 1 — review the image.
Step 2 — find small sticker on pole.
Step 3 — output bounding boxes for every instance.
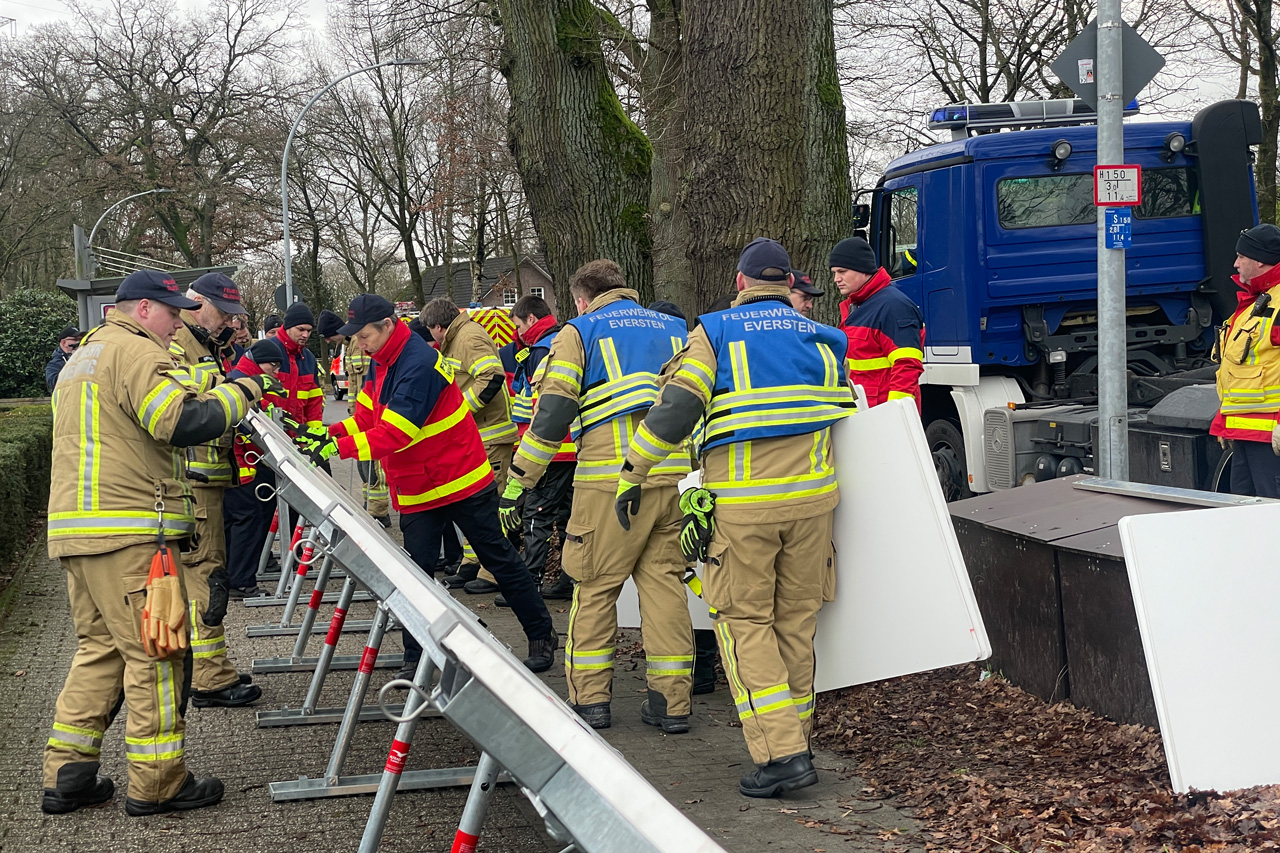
[1077,58,1094,84]
[1094,165,1142,206]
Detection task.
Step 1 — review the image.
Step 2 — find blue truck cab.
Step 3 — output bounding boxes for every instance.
[861,99,1263,498]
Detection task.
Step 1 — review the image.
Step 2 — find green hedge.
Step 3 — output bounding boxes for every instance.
[0,406,53,562]
[0,288,77,398]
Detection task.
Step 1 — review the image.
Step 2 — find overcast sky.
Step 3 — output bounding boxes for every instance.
[0,0,328,35]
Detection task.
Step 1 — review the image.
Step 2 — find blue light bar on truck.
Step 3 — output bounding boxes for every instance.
[929,98,1140,138]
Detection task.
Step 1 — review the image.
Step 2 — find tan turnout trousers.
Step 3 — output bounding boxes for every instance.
[186,488,240,691]
[561,484,693,714]
[359,459,390,518]
[702,513,836,766]
[44,541,191,803]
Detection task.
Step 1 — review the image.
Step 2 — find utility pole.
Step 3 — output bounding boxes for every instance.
[1095,0,1128,480]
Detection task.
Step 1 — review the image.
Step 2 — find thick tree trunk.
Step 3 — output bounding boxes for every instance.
[496,0,654,311]
[1255,0,1278,224]
[798,0,856,325]
[644,0,694,314]
[680,0,853,315]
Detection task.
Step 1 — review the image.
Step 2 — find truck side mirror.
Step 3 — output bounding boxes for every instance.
[852,203,871,229]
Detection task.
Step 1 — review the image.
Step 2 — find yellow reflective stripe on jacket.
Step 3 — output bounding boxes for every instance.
[78,383,101,512]
[47,511,195,538]
[296,387,325,400]
[847,356,891,371]
[396,459,492,507]
[379,398,472,450]
[545,359,583,390]
[479,420,518,444]
[209,383,247,426]
[675,358,714,398]
[352,432,372,461]
[630,421,679,463]
[706,470,838,504]
[469,354,503,378]
[886,390,915,402]
[888,346,924,363]
[1224,415,1278,432]
[462,384,483,412]
[137,381,185,437]
[516,431,560,468]
[48,722,104,756]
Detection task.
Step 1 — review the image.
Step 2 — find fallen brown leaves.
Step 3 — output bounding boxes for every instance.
[813,664,1280,852]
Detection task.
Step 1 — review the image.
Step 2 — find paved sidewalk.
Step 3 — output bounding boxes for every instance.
[0,420,921,852]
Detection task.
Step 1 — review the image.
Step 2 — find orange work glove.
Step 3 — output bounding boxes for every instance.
[141,546,187,658]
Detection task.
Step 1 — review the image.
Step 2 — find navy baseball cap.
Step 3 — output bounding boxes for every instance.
[115,270,199,309]
[339,293,395,336]
[789,269,823,296]
[737,238,792,281]
[190,272,243,314]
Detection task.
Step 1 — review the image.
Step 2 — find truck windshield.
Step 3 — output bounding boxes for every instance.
[996,167,1198,229]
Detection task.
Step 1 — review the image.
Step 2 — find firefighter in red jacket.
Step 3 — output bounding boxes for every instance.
[829,237,924,410]
[303,294,557,678]
[1212,224,1280,497]
[274,302,325,430]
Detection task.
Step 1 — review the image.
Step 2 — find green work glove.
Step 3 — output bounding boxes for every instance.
[298,436,339,465]
[678,487,716,565]
[499,479,525,536]
[615,477,643,531]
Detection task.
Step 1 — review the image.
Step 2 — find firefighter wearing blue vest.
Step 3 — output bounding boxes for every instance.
[617,238,855,797]
[498,259,695,733]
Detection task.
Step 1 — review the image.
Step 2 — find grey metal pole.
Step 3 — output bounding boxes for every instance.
[1095,2,1129,479]
[281,58,429,306]
[325,604,392,779]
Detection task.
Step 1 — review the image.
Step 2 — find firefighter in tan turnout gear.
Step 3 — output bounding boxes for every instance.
[499,259,695,732]
[168,272,261,707]
[422,299,519,593]
[617,239,855,797]
[42,270,275,817]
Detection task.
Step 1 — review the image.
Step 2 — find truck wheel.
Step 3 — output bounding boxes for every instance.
[926,418,973,502]
[1208,447,1232,493]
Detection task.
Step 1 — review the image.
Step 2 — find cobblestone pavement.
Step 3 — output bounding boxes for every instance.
[0,402,922,853]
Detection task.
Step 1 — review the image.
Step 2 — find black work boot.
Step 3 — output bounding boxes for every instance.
[443,563,479,588]
[524,632,558,673]
[42,763,115,815]
[640,688,690,734]
[738,753,818,798]
[463,578,501,595]
[494,593,510,608]
[540,573,574,600]
[191,681,262,708]
[573,702,611,729]
[692,629,720,695]
[125,773,224,817]
[395,658,419,682]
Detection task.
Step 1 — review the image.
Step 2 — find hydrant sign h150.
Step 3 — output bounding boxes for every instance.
[1094,164,1142,206]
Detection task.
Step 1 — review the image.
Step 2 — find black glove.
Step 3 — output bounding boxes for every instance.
[237,374,283,398]
[499,480,525,536]
[204,567,230,626]
[614,480,642,531]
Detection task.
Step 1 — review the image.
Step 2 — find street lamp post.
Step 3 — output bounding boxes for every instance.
[86,188,176,277]
[281,58,430,307]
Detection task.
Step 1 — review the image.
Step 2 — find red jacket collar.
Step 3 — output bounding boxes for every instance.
[372,318,411,365]
[275,327,303,355]
[523,314,557,346]
[1233,262,1280,306]
[839,267,892,321]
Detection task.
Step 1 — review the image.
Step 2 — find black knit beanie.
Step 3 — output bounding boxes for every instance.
[828,237,879,274]
[282,302,315,329]
[1237,224,1280,266]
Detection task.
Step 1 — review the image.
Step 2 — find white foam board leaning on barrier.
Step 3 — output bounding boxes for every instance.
[1119,504,1280,794]
[616,397,990,691]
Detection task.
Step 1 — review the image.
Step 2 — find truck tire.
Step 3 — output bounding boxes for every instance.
[926,418,973,502]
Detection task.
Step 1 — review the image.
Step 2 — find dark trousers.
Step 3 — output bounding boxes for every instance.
[522,461,575,578]
[224,469,276,589]
[440,525,463,567]
[399,484,553,662]
[1230,438,1280,497]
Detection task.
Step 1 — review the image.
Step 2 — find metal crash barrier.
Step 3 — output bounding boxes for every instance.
[243,409,727,853]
